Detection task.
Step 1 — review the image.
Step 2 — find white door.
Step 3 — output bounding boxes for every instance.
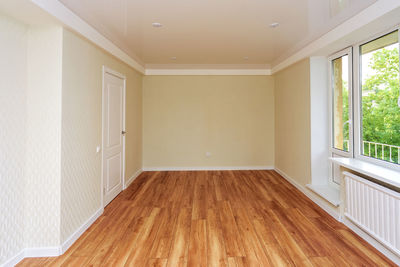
[102,68,126,206]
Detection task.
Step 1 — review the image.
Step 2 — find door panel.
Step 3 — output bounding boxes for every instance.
[103,70,125,206]
[107,83,123,148]
[106,153,122,190]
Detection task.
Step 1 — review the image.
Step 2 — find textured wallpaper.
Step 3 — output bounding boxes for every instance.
[0,18,143,265]
[60,29,102,243]
[60,29,143,243]
[0,16,27,265]
[24,26,63,247]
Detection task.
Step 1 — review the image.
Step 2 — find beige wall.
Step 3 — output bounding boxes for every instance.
[25,25,63,248]
[0,15,27,265]
[60,29,143,242]
[0,19,143,263]
[143,75,274,168]
[0,15,65,264]
[274,59,311,186]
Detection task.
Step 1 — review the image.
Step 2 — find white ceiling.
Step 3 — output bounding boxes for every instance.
[58,0,376,67]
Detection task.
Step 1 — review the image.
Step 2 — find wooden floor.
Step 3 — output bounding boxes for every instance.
[18,170,395,266]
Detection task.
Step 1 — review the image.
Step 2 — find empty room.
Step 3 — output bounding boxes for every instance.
[1,0,400,266]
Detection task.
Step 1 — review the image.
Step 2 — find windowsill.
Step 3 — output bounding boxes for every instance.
[330,157,400,189]
[306,184,340,206]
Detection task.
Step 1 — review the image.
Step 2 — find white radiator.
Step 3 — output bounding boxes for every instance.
[344,171,400,257]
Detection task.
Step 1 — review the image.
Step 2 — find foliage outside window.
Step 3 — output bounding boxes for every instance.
[360,31,400,164]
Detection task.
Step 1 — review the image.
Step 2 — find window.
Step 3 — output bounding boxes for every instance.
[359,31,400,165]
[329,48,353,184]
[330,27,400,174]
[332,54,351,152]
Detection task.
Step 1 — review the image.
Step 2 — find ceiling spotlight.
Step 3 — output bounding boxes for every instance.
[170,56,177,60]
[269,22,279,28]
[152,22,162,28]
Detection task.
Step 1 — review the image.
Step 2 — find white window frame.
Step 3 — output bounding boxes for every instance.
[353,26,400,171]
[328,47,353,186]
[328,48,354,157]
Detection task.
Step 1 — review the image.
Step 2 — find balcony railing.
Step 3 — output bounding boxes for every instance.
[363,140,400,164]
[343,140,400,164]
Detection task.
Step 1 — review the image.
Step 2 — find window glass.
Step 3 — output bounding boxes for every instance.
[332,55,350,151]
[360,31,400,164]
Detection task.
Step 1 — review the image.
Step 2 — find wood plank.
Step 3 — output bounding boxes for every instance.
[188,219,207,267]
[192,172,207,220]
[269,211,314,266]
[252,219,294,266]
[147,258,168,267]
[107,208,158,266]
[17,170,396,267]
[206,208,228,267]
[167,207,192,267]
[217,201,245,257]
[124,208,163,266]
[231,207,271,266]
[227,257,246,267]
[309,257,335,267]
[338,229,396,266]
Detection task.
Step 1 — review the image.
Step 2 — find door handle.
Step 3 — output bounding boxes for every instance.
[122,131,126,135]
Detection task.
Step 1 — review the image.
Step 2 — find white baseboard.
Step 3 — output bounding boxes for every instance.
[142,166,275,171]
[124,168,143,189]
[2,207,103,267]
[24,247,60,258]
[274,167,341,220]
[60,207,103,254]
[2,250,25,267]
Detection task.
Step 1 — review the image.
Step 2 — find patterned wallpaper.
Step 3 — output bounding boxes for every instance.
[24,26,63,247]
[0,16,27,265]
[0,20,64,265]
[60,29,143,243]
[0,18,143,266]
[60,29,102,242]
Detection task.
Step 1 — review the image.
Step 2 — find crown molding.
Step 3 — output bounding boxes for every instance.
[30,0,145,74]
[145,68,272,76]
[27,0,400,76]
[271,0,400,74]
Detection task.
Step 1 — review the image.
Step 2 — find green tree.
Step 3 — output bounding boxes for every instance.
[361,47,400,162]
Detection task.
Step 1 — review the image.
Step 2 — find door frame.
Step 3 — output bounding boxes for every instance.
[101,66,126,208]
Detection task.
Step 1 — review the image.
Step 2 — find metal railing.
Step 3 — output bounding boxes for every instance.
[363,140,400,164]
[341,140,400,164]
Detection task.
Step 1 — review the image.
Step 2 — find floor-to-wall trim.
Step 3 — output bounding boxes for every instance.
[2,250,25,267]
[60,207,104,254]
[274,167,400,265]
[24,247,60,258]
[2,207,104,267]
[124,168,143,189]
[274,167,341,221]
[142,166,275,171]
